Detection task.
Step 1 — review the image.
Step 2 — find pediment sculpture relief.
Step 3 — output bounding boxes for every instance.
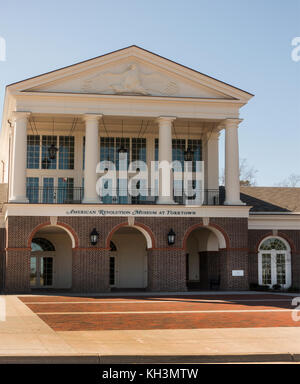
[81,63,179,96]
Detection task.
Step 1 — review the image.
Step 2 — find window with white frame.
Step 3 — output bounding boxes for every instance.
[155,138,202,203]
[27,135,40,169]
[258,237,291,288]
[26,135,75,170]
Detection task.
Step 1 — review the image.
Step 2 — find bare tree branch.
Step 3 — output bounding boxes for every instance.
[274,174,300,187]
[219,158,258,186]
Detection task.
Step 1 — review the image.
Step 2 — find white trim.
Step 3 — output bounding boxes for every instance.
[258,236,292,289]
[4,203,251,219]
[205,225,227,249]
[249,214,300,230]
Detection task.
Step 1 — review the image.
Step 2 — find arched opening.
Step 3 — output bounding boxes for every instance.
[258,236,291,289]
[185,226,225,290]
[30,225,73,289]
[109,226,148,290]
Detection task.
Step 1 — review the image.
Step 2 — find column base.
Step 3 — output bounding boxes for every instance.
[82,196,102,204]
[224,200,246,206]
[156,197,176,205]
[9,196,29,203]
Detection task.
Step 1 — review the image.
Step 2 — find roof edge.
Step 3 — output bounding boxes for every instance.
[6,45,254,97]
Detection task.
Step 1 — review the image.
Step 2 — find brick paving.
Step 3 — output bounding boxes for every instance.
[18,294,300,332]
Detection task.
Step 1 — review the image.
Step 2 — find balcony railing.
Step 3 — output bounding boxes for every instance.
[26,187,222,205]
[27,187,84,205]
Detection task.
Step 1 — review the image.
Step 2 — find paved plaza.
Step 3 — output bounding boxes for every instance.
[1,292,300,363]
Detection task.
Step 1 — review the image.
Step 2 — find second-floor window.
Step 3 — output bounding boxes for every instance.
[27,135,75,170]
[27,136,40,169]
[155,138,202,170]
[99,137,146,170]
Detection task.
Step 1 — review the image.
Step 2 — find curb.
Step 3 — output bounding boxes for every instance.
[0,353,299,364]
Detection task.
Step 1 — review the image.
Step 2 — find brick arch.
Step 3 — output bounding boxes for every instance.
[255,232,296,253]
[183,222,230,250]
[106,222,156,250]
[28,221,79,249]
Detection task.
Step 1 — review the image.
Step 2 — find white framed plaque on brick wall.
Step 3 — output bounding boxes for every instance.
[232,270,244,277]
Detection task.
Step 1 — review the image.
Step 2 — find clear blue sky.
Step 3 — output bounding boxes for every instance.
[0,0,299,186]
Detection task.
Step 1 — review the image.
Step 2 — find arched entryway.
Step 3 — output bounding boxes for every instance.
[109,226,148,289]
[185,226,226,290]
[30,225,73,289]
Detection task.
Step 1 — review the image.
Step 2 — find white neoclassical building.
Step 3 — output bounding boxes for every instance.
[0,45,299,293]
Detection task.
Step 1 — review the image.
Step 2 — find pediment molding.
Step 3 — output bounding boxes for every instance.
[8,46,253,102]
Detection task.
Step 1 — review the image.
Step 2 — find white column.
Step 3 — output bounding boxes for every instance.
[156,116,176,204]
[82,114,102,204]
[205,131,220,191]
[9,112,31,203]
[224,118,243,205]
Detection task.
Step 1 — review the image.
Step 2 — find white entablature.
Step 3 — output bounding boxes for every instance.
[3,45,253,118]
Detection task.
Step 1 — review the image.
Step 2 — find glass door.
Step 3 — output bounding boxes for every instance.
[30,256,38,287]
[261,253,272,285]
[30,254,54,288]
[259,251,289,288]
[43,177,55,203]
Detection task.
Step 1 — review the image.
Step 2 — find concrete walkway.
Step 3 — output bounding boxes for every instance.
[1,293,300,363]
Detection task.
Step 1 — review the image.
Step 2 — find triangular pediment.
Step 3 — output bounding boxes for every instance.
[9,46,253,101]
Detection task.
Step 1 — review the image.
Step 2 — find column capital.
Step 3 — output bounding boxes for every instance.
[207,130,220,140]
[11,111,31,123]
[156,116,176,125]
[82,114,103,122]
[224,118,243,128]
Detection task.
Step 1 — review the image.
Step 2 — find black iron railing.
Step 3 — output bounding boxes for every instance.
[26,187,222,205]
[26,187,84,204]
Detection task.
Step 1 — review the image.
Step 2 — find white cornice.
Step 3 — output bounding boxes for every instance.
[4,203,251,219]
[14,91,244,104]
[249,214,300,230]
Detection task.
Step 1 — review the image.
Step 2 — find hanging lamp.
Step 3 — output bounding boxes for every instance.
[48,119,58,160]
[184,121,194,162]
[118,120,128,153]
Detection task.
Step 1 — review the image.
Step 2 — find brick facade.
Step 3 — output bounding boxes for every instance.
[147,249,187,291]
[0,228,5,291]
[4,214,299,293]
[72,249,110,293]
[248,229,300,289]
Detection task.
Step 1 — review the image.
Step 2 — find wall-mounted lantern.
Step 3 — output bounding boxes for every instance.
[167,228,176,246]
[90,228,99,246]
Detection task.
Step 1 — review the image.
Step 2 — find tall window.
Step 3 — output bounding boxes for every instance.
[100,137,116,163]
[82,136,85,170]
[43,177,54,203]
[155,138,202,202]
[116,137,130,170]
[188,139,202,172]
[100,137,145,169]
[132,138,146,163]
[27,135,75,170]
[59,136,74,169]
[258,237,291,288]
[172,139,186,169]
[26,177,39,203]
[27,136,40,169]
[42,136,57,169]
[155,138,202,167]
[58,177,74,203]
